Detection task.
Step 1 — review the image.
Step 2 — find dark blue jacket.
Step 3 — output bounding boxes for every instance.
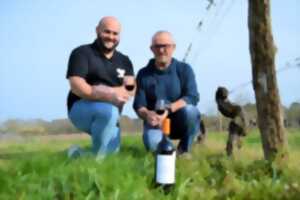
[133,58,199,111]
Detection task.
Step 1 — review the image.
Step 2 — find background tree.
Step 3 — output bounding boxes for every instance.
[248,0,288,161]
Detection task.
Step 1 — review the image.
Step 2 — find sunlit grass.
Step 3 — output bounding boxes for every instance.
[0,130,299,199]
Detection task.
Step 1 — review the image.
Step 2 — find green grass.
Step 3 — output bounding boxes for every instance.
[0,130,300,199]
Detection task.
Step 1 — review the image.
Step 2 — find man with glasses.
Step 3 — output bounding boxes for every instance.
[66,16,134,159]
[133,31,201,155]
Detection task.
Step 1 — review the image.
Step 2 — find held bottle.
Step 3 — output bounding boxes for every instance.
[155,118,176,192]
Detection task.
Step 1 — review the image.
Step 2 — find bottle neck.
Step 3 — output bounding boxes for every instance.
[157,134,175,154]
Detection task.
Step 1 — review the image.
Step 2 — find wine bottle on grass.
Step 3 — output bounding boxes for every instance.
[155,118,176,193]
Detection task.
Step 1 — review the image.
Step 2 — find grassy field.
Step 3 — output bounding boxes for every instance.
[0,130,300,200]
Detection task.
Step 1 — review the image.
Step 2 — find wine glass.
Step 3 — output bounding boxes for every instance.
[155,99,166,115]
[123,76,135,92]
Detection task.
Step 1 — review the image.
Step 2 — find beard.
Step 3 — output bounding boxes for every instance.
[97,35,119,53]
[156,56,171,67]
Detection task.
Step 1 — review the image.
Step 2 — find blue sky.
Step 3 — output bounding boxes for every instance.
[0,0,299,121]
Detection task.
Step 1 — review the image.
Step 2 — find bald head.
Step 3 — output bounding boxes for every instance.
[151,31,176,69]
[98,16,121,32]
[96,16,121,56]
[151,31,175,46]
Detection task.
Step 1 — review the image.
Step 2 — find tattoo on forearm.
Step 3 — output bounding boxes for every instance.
[91,85,114,100]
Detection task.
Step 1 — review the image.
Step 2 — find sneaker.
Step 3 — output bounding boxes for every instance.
[67,145,83,159]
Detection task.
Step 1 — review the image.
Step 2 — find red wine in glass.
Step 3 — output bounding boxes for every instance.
[156,109,165,115]
[125,84,135,91]
[155,99,166,115]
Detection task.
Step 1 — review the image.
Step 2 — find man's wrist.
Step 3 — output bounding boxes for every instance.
[166,104,172,114]
[137,107,150,121]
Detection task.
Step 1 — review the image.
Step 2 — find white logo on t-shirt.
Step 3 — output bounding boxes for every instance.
[116,68,126,78]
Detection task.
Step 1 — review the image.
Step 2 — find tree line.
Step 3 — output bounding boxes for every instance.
[0,102,299,136]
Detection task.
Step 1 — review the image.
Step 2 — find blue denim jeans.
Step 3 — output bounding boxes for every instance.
[68,100,120,156]
[143,105,201,153]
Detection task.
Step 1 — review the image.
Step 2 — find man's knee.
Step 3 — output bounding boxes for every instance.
[94,103,119,125]
[180,105,200,120]
[175,105,200,128]
[143,126,163,152]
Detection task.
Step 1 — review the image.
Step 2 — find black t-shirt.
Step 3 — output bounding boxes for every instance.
[66,40,134,111]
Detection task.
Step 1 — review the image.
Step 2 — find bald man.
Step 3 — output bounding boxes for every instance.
[66,16,134,158]
[133,31,200,155]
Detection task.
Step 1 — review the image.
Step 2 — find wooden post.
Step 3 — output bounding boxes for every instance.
[248,0,288,162]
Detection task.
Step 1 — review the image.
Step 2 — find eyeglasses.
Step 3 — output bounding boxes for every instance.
[152,44,175,50]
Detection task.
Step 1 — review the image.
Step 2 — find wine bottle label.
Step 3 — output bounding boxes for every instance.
[156,152,176,184]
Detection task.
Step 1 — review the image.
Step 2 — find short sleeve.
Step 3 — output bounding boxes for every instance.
[124,56,134,76]
[66,48,88,79]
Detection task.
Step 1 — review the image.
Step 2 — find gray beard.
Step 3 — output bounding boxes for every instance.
[156,56,171,69]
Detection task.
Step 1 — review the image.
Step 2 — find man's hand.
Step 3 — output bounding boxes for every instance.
[167,99,186,113]
[111,86,130,107]
[137,107,169,127]
[145,110,160,127]
[156,110,169,128]
[146,110,169,128]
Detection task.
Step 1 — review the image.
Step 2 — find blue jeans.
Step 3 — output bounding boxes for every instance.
[143,105,200,153]
[68,100,120,156]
